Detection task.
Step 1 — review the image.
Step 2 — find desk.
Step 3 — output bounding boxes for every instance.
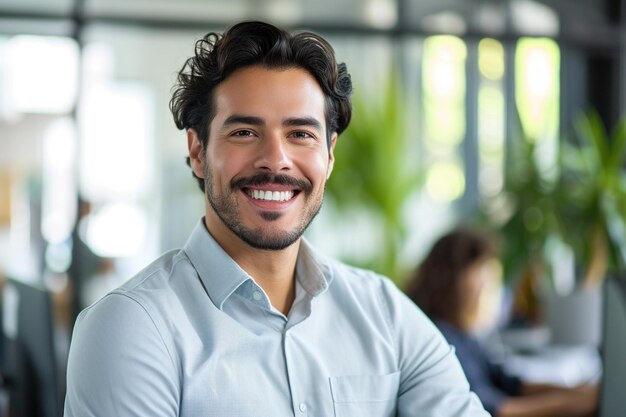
[499,345,601,387]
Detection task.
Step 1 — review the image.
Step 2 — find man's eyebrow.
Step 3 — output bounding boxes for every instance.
[222,115,265,126]
[283,117,322,130]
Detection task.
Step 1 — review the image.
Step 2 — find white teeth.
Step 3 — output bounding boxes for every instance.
[249,190,294,202]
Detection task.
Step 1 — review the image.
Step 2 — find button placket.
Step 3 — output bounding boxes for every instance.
[283,330,309,417]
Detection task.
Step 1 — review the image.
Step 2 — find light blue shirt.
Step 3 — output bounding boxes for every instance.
[64,219,488,417]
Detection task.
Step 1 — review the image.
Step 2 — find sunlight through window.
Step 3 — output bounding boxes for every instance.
[478,38,505,198]
[2,35,78,116]
[422,35,467,202]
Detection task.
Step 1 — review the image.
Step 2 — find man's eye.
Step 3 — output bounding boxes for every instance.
[232,130,255,137]
[291,131,315,139]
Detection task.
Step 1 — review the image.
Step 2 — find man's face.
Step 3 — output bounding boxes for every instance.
[189,65,336,250]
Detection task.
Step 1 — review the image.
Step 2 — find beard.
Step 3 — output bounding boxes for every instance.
[204,165,323,251]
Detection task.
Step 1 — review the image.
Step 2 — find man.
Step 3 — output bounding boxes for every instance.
[64,21,488,416]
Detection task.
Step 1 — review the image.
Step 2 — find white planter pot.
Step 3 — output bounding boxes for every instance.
[543,286,603,347]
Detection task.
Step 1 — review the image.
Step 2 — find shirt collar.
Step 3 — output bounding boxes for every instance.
[183,219,334,310]
[295,237,333,297]
[183,219,251,310]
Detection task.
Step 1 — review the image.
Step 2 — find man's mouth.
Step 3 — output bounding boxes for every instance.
[233,173,310,204]
[245,189,295,202]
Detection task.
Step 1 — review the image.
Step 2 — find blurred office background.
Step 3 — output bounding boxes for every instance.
[0,0,625,416]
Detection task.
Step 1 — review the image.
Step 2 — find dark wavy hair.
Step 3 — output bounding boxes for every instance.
[405,228,497,327]
[170,21,353,192]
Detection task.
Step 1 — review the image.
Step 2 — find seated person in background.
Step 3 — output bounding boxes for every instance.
[405,228,598,417]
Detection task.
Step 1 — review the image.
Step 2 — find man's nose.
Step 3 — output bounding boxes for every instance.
[253,135,293,172]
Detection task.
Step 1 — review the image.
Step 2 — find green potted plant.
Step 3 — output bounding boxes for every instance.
[554,110,626,284]
[480,109,626,344]
[539,110,626,345]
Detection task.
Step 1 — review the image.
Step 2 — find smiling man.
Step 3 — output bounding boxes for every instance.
[64,21,488,417]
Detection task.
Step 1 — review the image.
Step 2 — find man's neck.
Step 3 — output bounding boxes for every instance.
[236,243,299,315]
[203,217,300,315]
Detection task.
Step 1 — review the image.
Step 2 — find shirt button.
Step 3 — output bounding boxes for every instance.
[253,291,263,301]
[299,403,307,412]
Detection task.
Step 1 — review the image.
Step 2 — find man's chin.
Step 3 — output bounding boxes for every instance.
[258,211,282,221]
[237,228,303,251]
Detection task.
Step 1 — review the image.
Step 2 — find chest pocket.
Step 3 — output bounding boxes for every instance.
[329,371,400,417]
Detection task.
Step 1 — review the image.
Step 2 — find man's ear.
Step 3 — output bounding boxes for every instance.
[326,132,338,180]
[187,128,205,179]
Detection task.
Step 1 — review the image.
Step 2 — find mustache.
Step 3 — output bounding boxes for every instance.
[231,173,312,193]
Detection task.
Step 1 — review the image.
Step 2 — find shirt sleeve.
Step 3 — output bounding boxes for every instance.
[379,279,490,417]
[63,292,180,417]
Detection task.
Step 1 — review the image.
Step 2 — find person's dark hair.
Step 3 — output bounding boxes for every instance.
[170,20,353,192]
[405,228,496,327]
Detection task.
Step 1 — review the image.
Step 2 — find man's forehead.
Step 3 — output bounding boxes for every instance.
[211,66,327,126]
[214,66,324,97]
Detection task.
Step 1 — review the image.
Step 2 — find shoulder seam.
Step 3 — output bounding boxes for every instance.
[120,249,188,292]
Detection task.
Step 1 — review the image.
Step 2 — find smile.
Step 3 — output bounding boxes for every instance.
[245,189,295,202]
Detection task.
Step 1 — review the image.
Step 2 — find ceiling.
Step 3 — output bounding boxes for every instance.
[0,0,623,48]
